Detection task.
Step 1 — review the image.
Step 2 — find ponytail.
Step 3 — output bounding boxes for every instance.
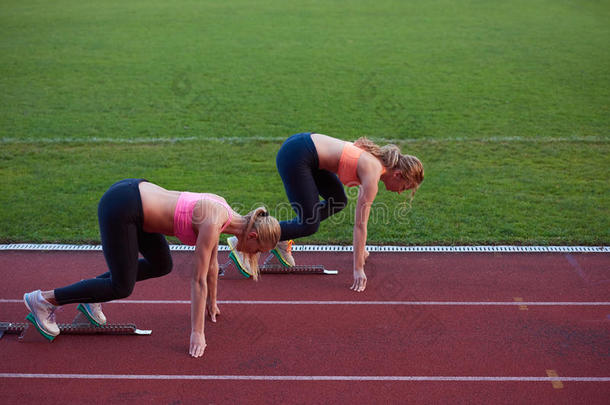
[355,137,424,203]
[243,207,268,235]
[354,137,402,168]
[241,207,281,280]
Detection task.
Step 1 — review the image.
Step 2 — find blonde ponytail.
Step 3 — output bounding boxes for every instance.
[355,137,424,202]
[241,207,281,280]
[354,137,401,168]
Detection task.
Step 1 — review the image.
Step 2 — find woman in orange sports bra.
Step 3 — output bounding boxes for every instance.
[269,132,423,292]
[23,179,280,358]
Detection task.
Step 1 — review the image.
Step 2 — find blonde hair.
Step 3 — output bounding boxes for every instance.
[240,207,281,280]
[354,137,424,200]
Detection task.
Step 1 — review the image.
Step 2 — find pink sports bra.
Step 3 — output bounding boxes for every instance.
[173,192,232,246]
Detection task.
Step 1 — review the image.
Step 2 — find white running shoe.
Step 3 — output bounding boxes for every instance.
[77,303,107,326]
[227,236,253,277]
[23,290,60,339]
[271,240,295,267]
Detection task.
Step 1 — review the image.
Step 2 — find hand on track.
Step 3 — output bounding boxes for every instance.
[207,302,220,323]
[350,269,367,292]
[189,331,207,358]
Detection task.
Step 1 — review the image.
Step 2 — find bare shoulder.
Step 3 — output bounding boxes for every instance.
[357,152,384,182]
[204,192,228,203]
[193,198,229,229]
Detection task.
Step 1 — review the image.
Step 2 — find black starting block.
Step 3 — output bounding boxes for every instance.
[0,310,151,343]
[219,252,338,278]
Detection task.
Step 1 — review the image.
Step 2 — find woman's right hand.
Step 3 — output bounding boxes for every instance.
[189,331,207,358]
[350,268,367,292]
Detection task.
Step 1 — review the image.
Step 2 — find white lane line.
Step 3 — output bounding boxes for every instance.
[1,135,607,144]
[216,300,610,306]
[1,299,609,306]
[0,373,608,381]
[1,244,608,253]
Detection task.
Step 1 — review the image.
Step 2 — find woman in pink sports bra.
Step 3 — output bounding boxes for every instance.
[270,133,423,293]
[23,179,280,358]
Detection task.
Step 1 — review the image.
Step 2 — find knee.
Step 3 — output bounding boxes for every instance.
[158,255,173,276]
[332,196,347,212]
[326,195,347,216]
[143,254,173,278]
[300,221,320,237]
[148,255,173,278]
[111,283,135,300]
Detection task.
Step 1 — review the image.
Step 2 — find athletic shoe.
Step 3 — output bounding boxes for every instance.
[271,240,295,267]
[77,303,107,326]
[227,236,253,278]
[23,290,60,339]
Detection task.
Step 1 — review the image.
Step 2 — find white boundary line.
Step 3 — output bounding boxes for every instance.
[1,299,609,306]
[0,373,607,382]
[2,135,608,144]
[0,244,607,253]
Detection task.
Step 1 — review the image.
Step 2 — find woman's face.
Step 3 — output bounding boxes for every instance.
[383,169,412,194]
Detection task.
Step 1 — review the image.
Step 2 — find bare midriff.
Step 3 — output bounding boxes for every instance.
[310,133,347,172]
[138,182,180,235]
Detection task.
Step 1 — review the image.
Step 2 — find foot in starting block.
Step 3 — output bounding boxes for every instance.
[20,313,57,342]
[6,313,152,343]
[219,254,338,277]
[19,309,97,342]
[72,307,94,325]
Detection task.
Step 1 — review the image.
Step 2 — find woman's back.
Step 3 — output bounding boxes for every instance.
[139,182,180,234]
[310,133,348,172]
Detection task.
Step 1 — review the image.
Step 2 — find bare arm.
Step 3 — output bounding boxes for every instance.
[351,177,378,292]
[206,241,220,322]
[189,223,217,358]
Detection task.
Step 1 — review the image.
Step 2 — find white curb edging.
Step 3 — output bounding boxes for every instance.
[0,244,607,253]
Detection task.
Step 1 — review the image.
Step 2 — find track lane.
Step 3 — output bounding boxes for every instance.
[1,250,608,404]
[1,251,608,302]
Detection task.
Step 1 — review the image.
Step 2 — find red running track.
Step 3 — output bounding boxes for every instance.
[0,250,608,404]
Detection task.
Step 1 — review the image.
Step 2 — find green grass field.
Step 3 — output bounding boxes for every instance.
[1,0,609,245]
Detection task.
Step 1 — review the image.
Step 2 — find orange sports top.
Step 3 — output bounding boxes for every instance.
[337,143,364,186]
[337,142,387,187]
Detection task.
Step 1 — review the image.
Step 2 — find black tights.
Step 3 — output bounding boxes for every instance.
[276,133,347,241]
[54,179,172,305]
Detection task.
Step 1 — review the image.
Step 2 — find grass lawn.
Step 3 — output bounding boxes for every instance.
[1,0,608,244]
[1,138,607,245]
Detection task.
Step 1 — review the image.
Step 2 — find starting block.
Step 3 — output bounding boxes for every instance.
[0,310,151,343]
[220,252,338,278]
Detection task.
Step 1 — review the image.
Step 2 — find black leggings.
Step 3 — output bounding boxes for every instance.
[54,179,173,305]
[276,133,347,241]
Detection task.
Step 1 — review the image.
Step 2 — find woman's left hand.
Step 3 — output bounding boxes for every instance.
[206,302,221,322]
[189,331,207,358]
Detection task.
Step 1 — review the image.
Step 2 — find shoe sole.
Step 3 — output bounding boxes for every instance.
[227,236,238,251]
[23,294,59,340]
[25,312,57,341]
[77,303,106,327]
[229,251,252,278]
[271,249,293,268]
[227,237,253,278]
